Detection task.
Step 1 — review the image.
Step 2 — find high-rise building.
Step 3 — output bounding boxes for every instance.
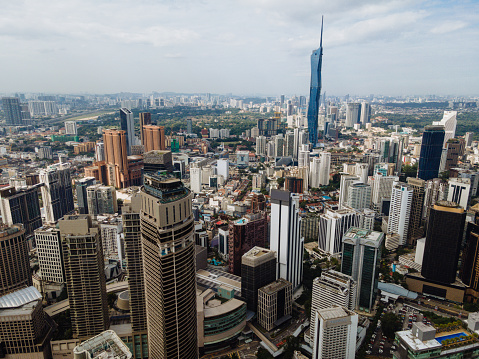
[319,151,331,186]
[120,108,135,155]
[99,217,123,261]
[257,278,293,331]
[347,183,372,210]
[447,177,471,210]
[421,201,466,284]
[345,102,361,127]
[140,173,197,359]
[190,166,202,193]
[35,226,64,284]
[339,174,360,209]
[432,110,457,146]
[143,125,166,152]
[341,227,384,312]
[1,97,22,125]
[417,126,445,181]
[445,138,465,171]
[216,159,229,180]
[103,129,132,188]
[307,18,324,147]
[319,207,359,254]
[95,141,105,162]
[460,209,479,302]
[256,136,267,156]
[407,177,425,245]
[298,144,310,168]
[38,146,53,159]
[274,134,285,157]
[39,166,74,223]
[284,131,295,157]
[309,270,357,346]
[360,102,371,125]
[186,118,192,134]
[65,121,77,135]
[60,215,109,339]
[139,112,152,145]
[270,189,304,288]
[241,246,277,312]
[228,212,268,276]
[76,177,96,214]
[465,132,474,147]
[0,186,42,236]
[87,184,117,215]
[0,224,31,296]
[310,157,321,189]
[122,193,147,332]
[143,150,174,174]
[312,306,358,359]
[369,173,399,213]
[0,287,54,358]
[387,181,413,246]
[423,178,448,221]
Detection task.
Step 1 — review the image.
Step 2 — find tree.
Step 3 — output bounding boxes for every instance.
[282,336,301,359]
[256,348,273,359]
[277,177,285,188]
[381,312,402,339]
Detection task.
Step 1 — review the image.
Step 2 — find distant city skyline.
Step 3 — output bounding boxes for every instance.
[0,1,478,96]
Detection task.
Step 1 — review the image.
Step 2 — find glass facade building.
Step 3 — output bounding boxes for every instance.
[418,126,445,181]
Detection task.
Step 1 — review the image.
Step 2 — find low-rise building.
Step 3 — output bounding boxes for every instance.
[257,278,293,331]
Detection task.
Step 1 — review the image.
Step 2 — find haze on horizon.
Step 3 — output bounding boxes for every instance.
[1,0,478,97]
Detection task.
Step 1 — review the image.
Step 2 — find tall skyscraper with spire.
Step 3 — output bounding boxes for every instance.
[307,17,324,148]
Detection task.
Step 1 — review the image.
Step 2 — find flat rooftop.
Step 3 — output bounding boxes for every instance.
[259,278,291,295]
[396,330,441,352]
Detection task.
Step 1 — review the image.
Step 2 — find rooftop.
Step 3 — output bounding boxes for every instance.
[73,330,132,359]
[396,329,442,352]
[317,306,352,321]
[259,278,292,295]
[0,286,42,309]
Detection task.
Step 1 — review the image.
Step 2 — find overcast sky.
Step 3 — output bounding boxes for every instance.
[1,0,478,97]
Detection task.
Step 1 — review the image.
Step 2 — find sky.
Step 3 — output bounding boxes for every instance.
[0,0,478,97]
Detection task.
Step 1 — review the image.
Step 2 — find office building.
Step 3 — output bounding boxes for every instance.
[465,132,474,146]
[312,305,358,359]
[241,247,277,312]
[307,18,324,147]
[270,189,304,288]
[2,97,22,125]
[257,278,293,331]
[369,173,399,213]
[0,287,54,358]
[228,212,268,276]
[341,227,384,312]
[347,183,372,210]
[319,151,331,186]
[64,121,77,135]
[417,126,445,181]
[360,102,371,125]
[0,186,42,236]
[186,118,192,134]
[406,177,425,245]
[140,173,197,359]
[447,177,471,210]
[432,110,457,146]
[190,166,202,193]
[120,108,135,155]
[139,112,151,145]
[298,144,310,167]
[421,201,466,284]
[355,163,369,183]
[76,177,96,214]
[236,150,249,166]
[143,125,166,152]
[217,159,229,180]
[35,226,64,284]
[122,193,147,332]
[39,166,74,223]
[387,181,413,246]
[0,225,31,296]
[284,131,295,157]
[95,141,105,162]
[445,138,465,171]
[345,102,361,127]
[339,174,360,209]
[143,149,174,173]
[60,215,109,339]
[461,208,479,302]
[310,270,357,346]
[99,217,122,261]
[423,178,448,221]
[318,207,358,255]
[38,146,53,160]
[358,208,375,230]
[256,136,267,156]
[87,184,117,215]
[284,177,303,194]
[274,134,285,157]
[310,157,321,188]
[73,330,132,359]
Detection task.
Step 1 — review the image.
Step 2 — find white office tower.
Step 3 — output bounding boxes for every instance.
[339,174,360,209]
[95,142,105,162]
[423,178,448,220]
[318,207,359,255]
[369,173,399,212]
[35,227,64,283]
[293,128,300,159]
[284,132,295,157]
[298,145,310,168]
[387,181,413,246]
[312,306,358,359]
[319,152,331,186]
[275,134,285,157]
[347,183,372,210]
[270,190,304,288]
[433,110,457,145]
[298,130,309,149]
[309,271,357,346]
[358,209,375,230]
[216,159,229,180]
[256,136,267,156]
[447,177,471,209]
[219,128,229,138]
[64,121,77,135]
[345,103,361,128]
[310,158,321,188]
[266,141,276,158]
[190,166,202,193]
[355,163,369,183]
[201,165,214,185]
[360,102,371,125]
[39,166,74,224]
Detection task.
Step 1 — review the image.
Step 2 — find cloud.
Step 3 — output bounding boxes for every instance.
[430,20,467,34]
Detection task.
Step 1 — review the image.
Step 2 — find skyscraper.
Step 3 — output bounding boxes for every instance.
[360,102,371,125]
[270,189,304,288]
[1,97,22,125]
[421,201,466,284]
[0,186,42,236]
[339,174,360,209]
[319,207,359,254]
[417,126,445,181]
[76,177,96,214]
[256,136,267,156]
[39,166,74,223]
[461,209,479,302]
[139,112,151,145]
[345,102,361,128]
[186,118,192,134]
[387,181,413,246]
[143,125,166,152]
[341,227,384,312]
[306,17,324,147]
[103,129,130,188]
[0,224,31,296]
[35,226,65,284]
[319,151,331,186]
[65,121,78,135]
[60,215,109,339]
[432,111,457,146]
[140,173,197,359]
[347,183,372,210]
[86,184,117,215]
[120,108,135,155]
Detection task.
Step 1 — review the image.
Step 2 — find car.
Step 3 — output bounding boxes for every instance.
[366,350,371,354]
[379,349,383,354]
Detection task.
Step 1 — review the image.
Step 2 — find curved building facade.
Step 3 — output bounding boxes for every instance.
[140,173,197,359]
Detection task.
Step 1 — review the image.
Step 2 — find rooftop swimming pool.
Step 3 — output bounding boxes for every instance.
[435,332,468,344]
